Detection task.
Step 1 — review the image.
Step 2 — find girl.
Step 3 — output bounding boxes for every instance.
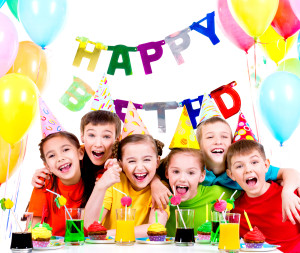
[28,131,85,236]
[84,134,169,238]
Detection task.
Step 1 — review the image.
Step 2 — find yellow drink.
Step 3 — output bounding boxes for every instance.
[115,220,135,245]
[218,223,240,251]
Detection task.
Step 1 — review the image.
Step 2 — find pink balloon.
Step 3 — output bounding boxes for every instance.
[290,0,300,21]
[216,0,254,53]
[0,13,19,77]
[271,0,300,39]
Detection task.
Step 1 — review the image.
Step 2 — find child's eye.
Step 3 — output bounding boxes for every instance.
[88,134,95,138]
[172,170,179,174]
[104,135,111,139]
[252,161,259,165]
[222,135,229,139]
[47,154,54,159]
[128,160,135,163]
[189,171,195,175]
[144,158,151,162]
[63,148,70,152]
[235,165,242,169]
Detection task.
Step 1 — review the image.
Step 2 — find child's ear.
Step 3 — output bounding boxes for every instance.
[80,132,84,143]
[156,156,161,169]
[198,169,206,183]
[78,147,84,160]
[264,159,270,173]
[165,168,169,180]
[226,168,236,181]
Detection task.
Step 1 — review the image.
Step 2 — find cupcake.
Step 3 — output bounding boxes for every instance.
[88,221,107,240]
[32,223,52,247]
[244,226,265,248]
[147,223,167,241]
[197,221,211,241]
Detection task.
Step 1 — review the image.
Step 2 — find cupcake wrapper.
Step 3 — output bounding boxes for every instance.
[245,243,264,248]
[33,240,50,247]
[89,234,107,240]
[198,234,211,240]
[149,235,166,241]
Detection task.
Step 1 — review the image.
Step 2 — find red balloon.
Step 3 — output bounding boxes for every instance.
[216,0,254,53]
[210,82,241,119]
[271,0,300,39]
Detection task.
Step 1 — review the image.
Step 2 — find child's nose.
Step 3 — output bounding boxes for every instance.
[214,136,222,144]
[94,138,103,147]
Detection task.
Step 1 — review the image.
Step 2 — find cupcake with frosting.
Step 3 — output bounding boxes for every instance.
[147,223,167,241]
[88,221,107,240]
[197,221,211,242]
[244,226,265,248]
[32,223,52,247]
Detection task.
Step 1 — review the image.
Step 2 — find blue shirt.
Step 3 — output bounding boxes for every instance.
[202,165,280,190]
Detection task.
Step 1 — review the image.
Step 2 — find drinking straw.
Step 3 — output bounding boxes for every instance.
[46,189,60,197]
[230,190,238,200]
[172,186,186,229]
[206,203,208,222]
[244,210,253,231]
[125,205,127,222]
[155,210,158,223]
[98,205,104,223]
[113,187,127,196]
[11,211,22,232]
[218,192,225,201]
[212,225,220,243]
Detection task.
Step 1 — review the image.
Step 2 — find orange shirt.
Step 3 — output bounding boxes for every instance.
[28,178,84,236]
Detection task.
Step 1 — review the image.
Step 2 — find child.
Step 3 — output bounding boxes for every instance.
[164,148,237,236]
[84,134,169,238]
[227,140,300,253]
[28,131,84,236]
[196,116,300,224]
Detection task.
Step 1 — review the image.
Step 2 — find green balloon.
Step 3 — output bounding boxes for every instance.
[277,58,300,79]
[7,0,19,21]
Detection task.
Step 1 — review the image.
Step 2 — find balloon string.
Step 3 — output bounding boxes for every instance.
[283,39,287,71]
[36,47,42,86]
[4,144,12,198]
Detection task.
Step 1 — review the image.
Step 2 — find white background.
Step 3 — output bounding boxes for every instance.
[1,0,300,237]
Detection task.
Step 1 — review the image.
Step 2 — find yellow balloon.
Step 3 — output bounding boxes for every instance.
[0,73,38,144]
[228,0,279,38]
[0,135,28,184]
[259,27,297,64]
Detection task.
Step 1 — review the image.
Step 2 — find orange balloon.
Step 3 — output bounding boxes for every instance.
[0,135,28,184]
[8,41,48,93]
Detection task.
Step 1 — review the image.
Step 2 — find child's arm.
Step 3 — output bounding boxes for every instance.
[84,159,121,229]
[150,175,172,211]
[277,168,300,224]
[32,217,41,229]
[31,167,50,188]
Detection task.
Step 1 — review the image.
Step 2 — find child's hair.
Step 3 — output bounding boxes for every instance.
[39,131,80,162]
[226,140,266,170]
[161,148,205,174]
[80,110,122,139]
[196,117,232,144]
[112,134,164,160]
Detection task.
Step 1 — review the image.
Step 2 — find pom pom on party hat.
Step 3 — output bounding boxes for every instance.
[233,112,257,143]
[90,74,115,113]
[120,101,149,140]
[39,97,65,138]
[198,93,224,125]
[169,105,200,149]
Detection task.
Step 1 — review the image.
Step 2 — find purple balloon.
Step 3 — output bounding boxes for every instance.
[0,13,18,77]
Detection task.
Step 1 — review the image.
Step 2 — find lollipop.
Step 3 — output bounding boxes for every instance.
[213,199,227,212]
[170,195,181,206]
[0,198,14,210]
[121,196,132,207]
[55,195,67,208]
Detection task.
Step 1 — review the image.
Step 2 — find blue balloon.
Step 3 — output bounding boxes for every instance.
[259,71,300,145]
[0,0,6,8]
[298,32,300,60]
[19,0,67,48]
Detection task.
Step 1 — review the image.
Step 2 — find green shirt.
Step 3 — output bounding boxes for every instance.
[166,185,239,237]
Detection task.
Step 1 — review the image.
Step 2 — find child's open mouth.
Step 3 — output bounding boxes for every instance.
[176,185,189,195]
[134,173,148,181]
[246,177,257,187]
[211,148,224,155]
[92,151,104,159]
[59,163,71,173]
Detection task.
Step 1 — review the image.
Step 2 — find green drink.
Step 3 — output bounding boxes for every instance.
[64,219,84,246]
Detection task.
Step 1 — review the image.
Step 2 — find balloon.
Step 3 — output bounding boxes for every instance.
[271,0,300,39]
[298,33,300,60]
[0,12,19,78]
[228,0,279,38]
[0,135,27,184]
[216,0,254,53]
[6,0,19,21]
[259,71,300,145]
[0,73,38,144]
[258,26,297,64]
[290,0,300,22]
[8,41,48,93]
[0,0,6,8]
[19,0,67,48]
[277,58,300,78]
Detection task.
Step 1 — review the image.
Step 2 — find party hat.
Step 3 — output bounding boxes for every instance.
[198,93,224,125]
[39,97,65,138]
[90,74,115,112]
[169,106,200,149]
[233,112,257,143]
[120,101,149,140]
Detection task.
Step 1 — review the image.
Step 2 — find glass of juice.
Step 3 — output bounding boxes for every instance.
[10,212,33,252]
[218,213,241,253]
[115,208,136,245]
[64,208,85,246]
[211,210,221,245]
[174,209,195,246]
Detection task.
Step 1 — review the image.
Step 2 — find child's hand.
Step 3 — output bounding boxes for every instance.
[95,159,122,190]
[31,167,51,188]
[281,188,300,224]
[150,175,172,211]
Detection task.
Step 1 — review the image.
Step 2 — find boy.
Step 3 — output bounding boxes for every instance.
[196,116,300,224]
[227,140,300,253]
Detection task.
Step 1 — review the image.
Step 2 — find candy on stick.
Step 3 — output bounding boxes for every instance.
[171,186,186,229]
[244,210,253,231]
[113,187,132,221]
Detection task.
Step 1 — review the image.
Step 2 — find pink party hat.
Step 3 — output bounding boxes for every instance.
[233,112,257,143]
[169,106,200,149]
[198,93,224,125]
[39,97,65,138]
[90,74,115,112]
[120,101,149,140]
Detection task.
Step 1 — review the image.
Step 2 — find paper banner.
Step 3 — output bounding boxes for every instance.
[114,99,143,122]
